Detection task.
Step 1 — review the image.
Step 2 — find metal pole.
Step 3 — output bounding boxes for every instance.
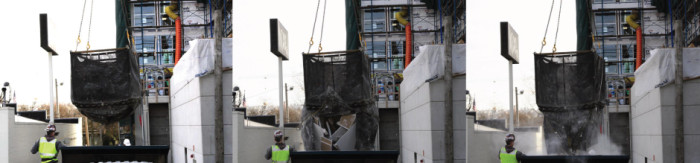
[443,16,454,163]
[48,52,55,124]
[55,79,60,118]
[673,20,685,163]
[214,9,224,163]
[508,60,514,133]
[278,57,285,134]
[515,87,519,127]
[285,83,289,123]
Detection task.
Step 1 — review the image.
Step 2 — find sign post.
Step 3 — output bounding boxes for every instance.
[500,22,519,133]
[40,13,58,124]
[270,19,289,134]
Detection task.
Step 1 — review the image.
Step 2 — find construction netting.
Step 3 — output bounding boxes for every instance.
[534,51,607,154]
[300,50,378,151]
[534,51,607,112]
[70,48,141,124]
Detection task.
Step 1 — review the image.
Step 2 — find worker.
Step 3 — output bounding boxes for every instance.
[30,124,63,163]
[265,130,294,163]
[498,133,525,163]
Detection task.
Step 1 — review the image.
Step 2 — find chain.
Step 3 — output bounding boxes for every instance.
[540,0,555,53]
[86,0,94,51]
[75,0,87,51]
[552,0,563,53]
[307,0,321,53]
[318,0,328,53]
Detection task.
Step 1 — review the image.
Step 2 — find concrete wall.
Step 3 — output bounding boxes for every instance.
[0,107,82,163]
[631,79,700,163]
[400,76,466,163]
[231,111,303,163]
[170,71,233,163]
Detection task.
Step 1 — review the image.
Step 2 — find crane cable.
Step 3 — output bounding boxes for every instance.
[540,0,556,53]
[552,0,563,53]
[86,0,94,51]
[318,0,328,53]
[75,0,88,51]
[307,0,322,54]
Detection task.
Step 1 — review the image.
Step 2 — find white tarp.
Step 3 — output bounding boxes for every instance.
[401,44,466,95]
[171,38,232,86]
[632,48,700,100]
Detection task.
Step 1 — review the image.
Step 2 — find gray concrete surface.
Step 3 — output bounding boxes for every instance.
[170,71,233,163]
[631,79,700,163]
[400,76,466,163]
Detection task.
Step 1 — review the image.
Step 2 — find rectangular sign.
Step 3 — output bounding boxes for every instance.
[40,13,58,56]
[500,22,519,64]
[270,19,289,60]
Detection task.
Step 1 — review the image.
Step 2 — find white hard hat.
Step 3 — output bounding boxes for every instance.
[45,124,57,132]
[123,139,131,146]
[274,130,283,137]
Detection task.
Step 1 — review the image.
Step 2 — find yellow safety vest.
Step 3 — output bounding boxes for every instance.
[499,147,518,163]
[38,137,58,163]
[271,145,290,163]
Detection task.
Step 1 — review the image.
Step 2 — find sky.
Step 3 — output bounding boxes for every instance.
[0,0,343,108]
[0,0,115,105]
[232,0,346,107]
[0,0,578,111]
[466,0,577,111]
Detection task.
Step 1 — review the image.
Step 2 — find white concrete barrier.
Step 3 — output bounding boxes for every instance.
[0,107,82,163]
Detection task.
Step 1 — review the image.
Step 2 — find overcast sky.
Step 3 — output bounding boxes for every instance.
[0,0,343,108]
[467,0,577,111]
[0,0,579,111]
[0,0,115,105]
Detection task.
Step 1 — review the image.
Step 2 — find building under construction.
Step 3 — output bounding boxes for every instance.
[116,0,232,147]
[348,0,465,151]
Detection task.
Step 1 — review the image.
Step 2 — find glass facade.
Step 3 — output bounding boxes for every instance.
[595,12,616,36]
[133,3,156,27]
[595,10,638,76]
[364,10,386,32]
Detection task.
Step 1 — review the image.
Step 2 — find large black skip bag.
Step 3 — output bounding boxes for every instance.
[70,48,141,124]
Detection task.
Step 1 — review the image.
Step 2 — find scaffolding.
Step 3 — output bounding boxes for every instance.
[354,0,465,103]
[591,0,700,104]
[122,0,232,97]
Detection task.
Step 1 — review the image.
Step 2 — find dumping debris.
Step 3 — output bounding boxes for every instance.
[300,50,378,151]
[534,51,606,154]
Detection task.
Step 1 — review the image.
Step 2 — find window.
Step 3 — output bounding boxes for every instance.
[621,10,639,35]
[139,53,156,66]
[388,41,405,58]
[390,8,406,32]
[598,45,618,61]
[621,44,636,61]
[160,35,175,52]
[389,59,404,71]
[133,3,156,27]
[372,61,387,70]
[595,12,616,36]
[620,61,635,74]
[364,10,386,32]
[160,2,175,26]
[366,41,386,58]
[134,34,156,53]
[605,62,619,74]
[160,52,174,65]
